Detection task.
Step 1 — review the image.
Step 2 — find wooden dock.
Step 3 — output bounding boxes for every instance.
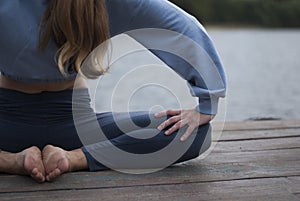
[1,120,300,201]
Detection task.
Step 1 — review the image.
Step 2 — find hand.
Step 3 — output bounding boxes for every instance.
[155,109,215,141]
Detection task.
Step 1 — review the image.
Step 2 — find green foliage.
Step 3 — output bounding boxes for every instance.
[169,0,300,27]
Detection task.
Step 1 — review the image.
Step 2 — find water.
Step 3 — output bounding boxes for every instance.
[91,29,300,122]
[91,34,199,115]
[208,28,300,121]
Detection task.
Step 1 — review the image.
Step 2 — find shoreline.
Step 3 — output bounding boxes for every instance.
[205,24,300,30]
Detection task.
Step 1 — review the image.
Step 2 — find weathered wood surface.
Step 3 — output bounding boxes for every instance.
[0,120,300,201]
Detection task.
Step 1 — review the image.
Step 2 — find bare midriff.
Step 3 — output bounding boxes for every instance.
[0,74,87,94]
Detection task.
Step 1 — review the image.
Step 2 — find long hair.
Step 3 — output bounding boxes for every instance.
[38,0,110,78]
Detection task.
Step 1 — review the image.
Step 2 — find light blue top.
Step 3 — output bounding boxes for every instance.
[0,0,226,114]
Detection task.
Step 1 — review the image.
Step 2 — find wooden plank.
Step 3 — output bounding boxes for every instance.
[1,193,294,201]
[213,136,300,152]
[218,195,300,201]
[1,148,299,193]
[0,178,298,201]
[202,147,300,164]
[212,120,300,131]
[216,128,300,141]
[1,120,299,200]
[286,176,300,194]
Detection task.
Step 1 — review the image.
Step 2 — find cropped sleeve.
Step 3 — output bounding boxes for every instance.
[106,0,227,114]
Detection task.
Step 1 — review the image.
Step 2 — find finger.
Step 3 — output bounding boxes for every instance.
[165,120,185,135]
[157,115,181,130]
[180,126,196,142]
[155,110,181,118]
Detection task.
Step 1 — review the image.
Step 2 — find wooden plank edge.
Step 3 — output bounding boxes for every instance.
[212,119,300,131]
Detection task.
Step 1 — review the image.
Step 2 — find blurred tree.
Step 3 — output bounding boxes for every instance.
[169,0,300,27]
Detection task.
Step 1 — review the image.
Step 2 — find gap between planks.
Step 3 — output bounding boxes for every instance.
[0,177,299,201]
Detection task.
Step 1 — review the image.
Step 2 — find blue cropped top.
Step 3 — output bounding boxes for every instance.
[0,0,226,114]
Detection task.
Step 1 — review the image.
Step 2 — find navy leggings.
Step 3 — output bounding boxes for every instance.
[0,88,211,171]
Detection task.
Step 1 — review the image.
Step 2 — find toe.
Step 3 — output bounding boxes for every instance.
[31,168,39,176]
[31,170,45,183]
[35,173,45,183]
[46,168,61,182]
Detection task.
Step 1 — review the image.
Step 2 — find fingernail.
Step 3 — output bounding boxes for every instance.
[157,125,162,130]
[180,137,185,141]
[165,131,169,135]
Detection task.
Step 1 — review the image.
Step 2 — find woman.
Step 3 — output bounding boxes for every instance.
[0,0,226,183]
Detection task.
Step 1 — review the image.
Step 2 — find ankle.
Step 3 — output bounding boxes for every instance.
[68,149,88,172]
[0,151,24,174]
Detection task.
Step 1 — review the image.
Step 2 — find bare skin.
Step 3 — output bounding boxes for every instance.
[42,145,88,182]
[0,146,88,182]
[0,74,87,94]
[0,146,45,183]
[0,75,88,182]
[156,109,215,141]
[0,75,214,182]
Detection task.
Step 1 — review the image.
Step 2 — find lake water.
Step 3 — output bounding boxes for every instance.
[90,29,300,123]
[208,28,300,121]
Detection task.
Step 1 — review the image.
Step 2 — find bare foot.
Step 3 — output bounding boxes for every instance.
[42,145,70,182]
[21,147,45,183]
[0,146,45,183]
[42,145,88,181]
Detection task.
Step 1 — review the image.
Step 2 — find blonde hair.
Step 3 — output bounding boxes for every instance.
[38,0,110,78]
